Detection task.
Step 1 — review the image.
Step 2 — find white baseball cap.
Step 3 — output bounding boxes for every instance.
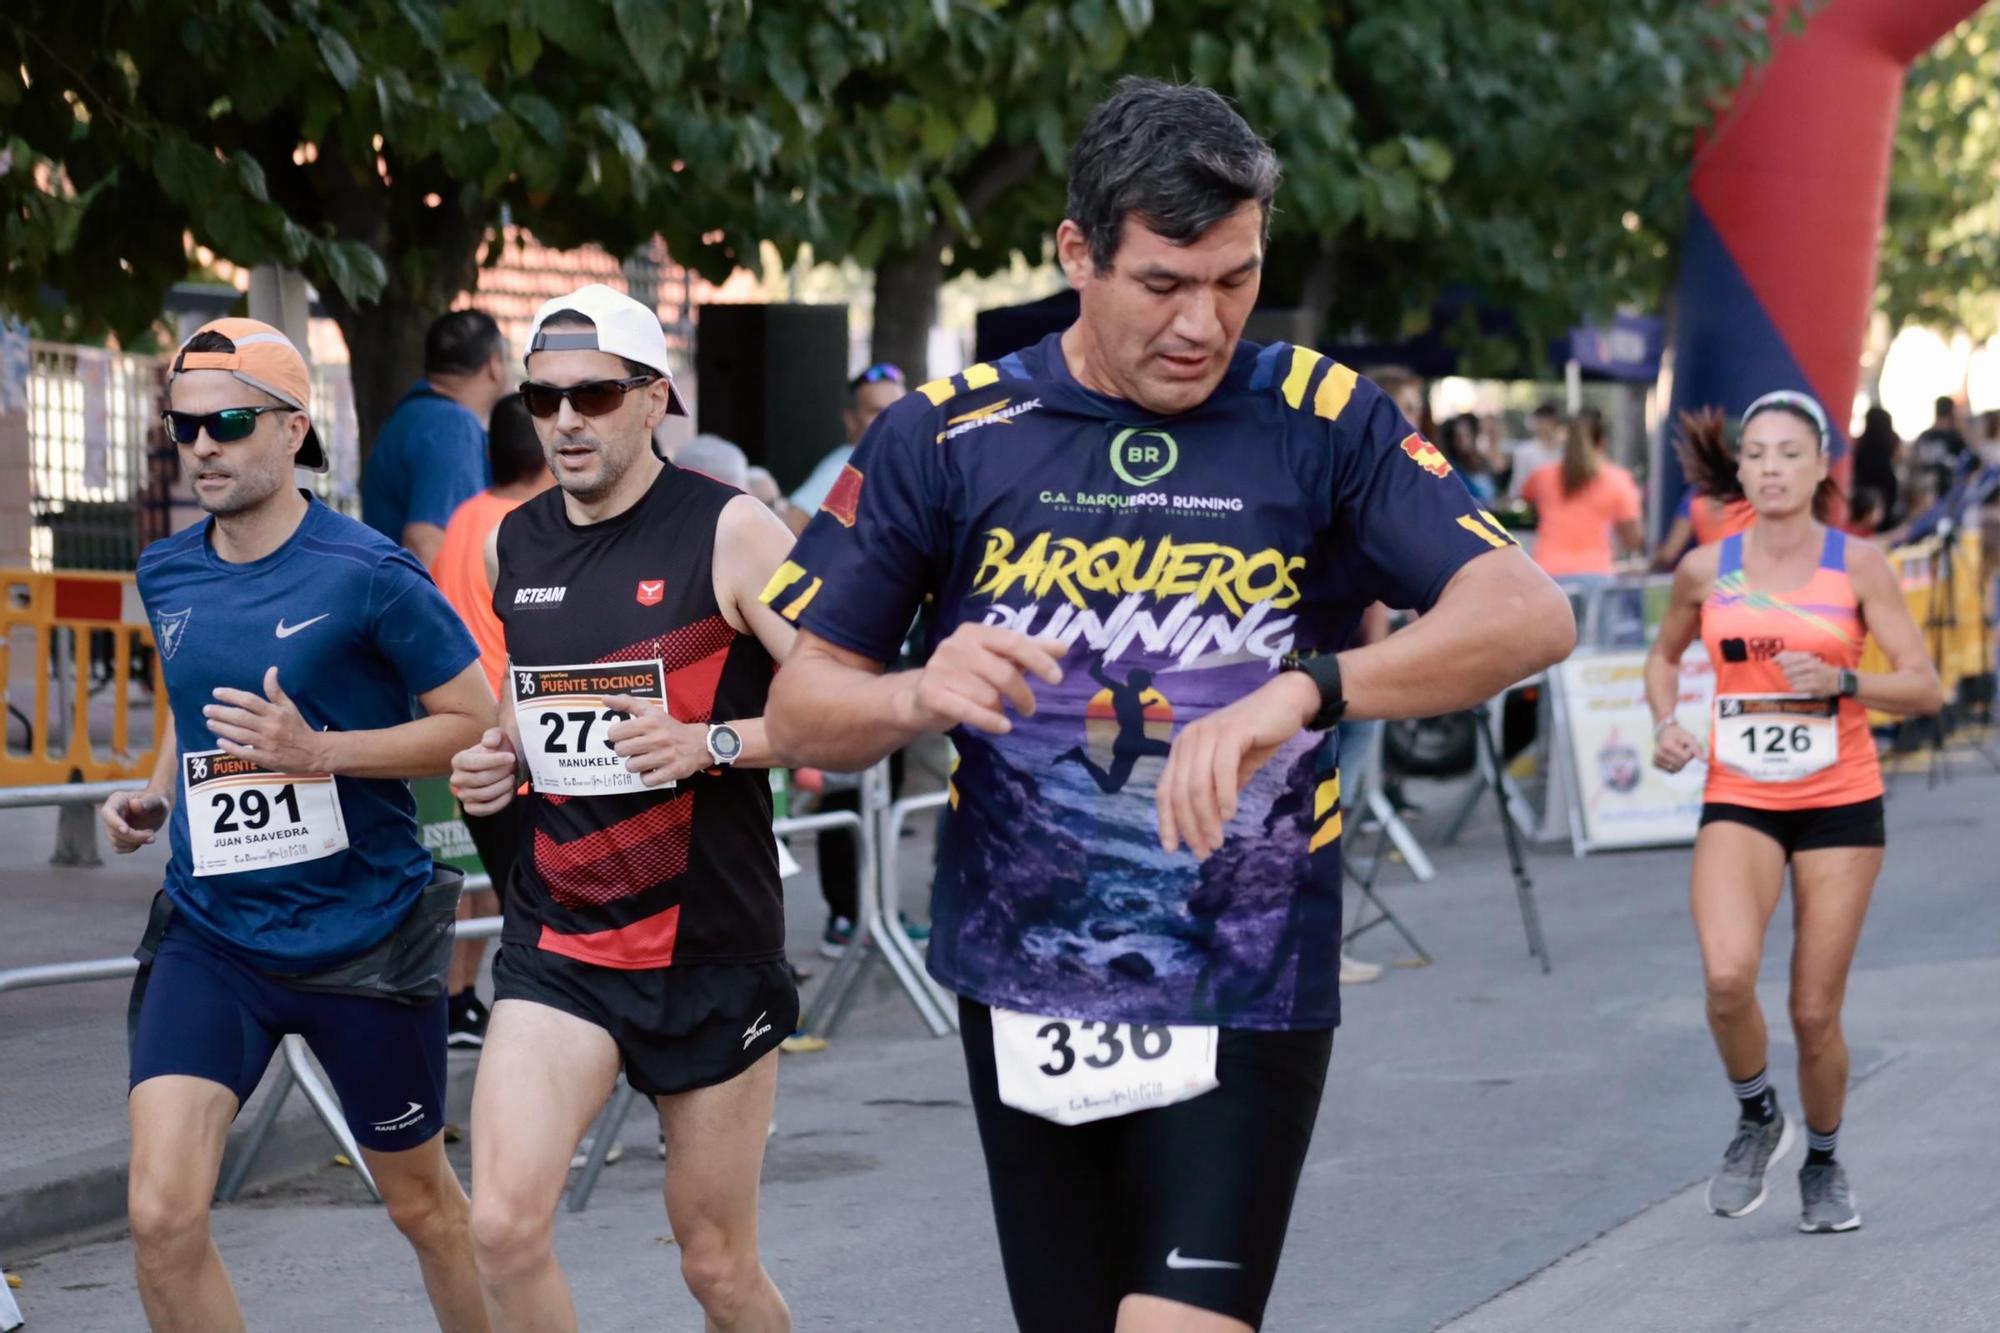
[525,283,688,418]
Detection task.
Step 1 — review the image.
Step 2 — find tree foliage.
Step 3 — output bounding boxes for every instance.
[1879,8,2000,340]
[2,0,1784,446]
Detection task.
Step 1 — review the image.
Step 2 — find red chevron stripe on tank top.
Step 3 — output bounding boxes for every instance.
[532,613,737,919]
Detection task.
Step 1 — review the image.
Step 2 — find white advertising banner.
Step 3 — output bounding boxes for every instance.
[1554,648,1715,852]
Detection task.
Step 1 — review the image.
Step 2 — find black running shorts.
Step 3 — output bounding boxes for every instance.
[1699,796,1885,857]
[959,997,1334,1330]
[493,945,795,1097]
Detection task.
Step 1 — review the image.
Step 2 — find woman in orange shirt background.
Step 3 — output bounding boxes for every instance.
[1645,390,1940,1235]
[1519,415,1644,583]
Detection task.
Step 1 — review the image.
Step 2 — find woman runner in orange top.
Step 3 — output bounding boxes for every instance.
[1645,390,1940,1235]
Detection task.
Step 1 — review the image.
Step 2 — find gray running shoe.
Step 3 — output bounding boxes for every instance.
[1798,1162,1861,1233]
[1706,1112,1796,1217]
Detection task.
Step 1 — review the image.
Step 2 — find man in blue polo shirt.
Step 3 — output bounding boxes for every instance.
[104,317,496,1331]
[361,309,509,566]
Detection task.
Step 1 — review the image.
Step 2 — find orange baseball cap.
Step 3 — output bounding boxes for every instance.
[168,317,327,470]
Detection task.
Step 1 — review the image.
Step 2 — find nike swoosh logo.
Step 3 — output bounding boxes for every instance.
[1165,1249,1243,1271]
[275,614,330,638]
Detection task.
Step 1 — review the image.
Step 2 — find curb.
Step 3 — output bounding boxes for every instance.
[0,1053,480,1260]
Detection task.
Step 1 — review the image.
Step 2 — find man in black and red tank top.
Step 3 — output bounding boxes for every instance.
[451,284,800,1330]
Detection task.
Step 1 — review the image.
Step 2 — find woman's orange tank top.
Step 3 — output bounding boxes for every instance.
[1701,528,1880,809]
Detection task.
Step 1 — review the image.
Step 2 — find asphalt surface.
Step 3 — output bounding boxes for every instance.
[5,743,1996,1331]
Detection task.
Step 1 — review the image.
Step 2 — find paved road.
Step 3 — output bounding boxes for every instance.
[7,747,1996,1331]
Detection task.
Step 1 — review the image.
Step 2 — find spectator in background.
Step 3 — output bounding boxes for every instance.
[746,466,809,534]
[428,393,552,1048]
[1520,416,1642,582]
[676,432,751,490]
[791,363,907,515]
[1910,394,1971,500]
[1846,486,1888,538]
[1980,409,2000,464]
[1442,412,1498,503]
[1508,401,1566,498]
[1852,405,1901,527]
[1367,365,1432,439]
[361,310,508,565]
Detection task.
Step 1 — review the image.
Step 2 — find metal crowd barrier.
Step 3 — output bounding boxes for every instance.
[0,759,941,1277]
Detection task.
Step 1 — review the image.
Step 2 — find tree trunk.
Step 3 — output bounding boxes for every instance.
[319,285,433,468]
[1290,245,1338,349]
[871,238,947,382]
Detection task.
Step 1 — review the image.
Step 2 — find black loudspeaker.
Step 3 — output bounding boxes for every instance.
[694,303,849,492]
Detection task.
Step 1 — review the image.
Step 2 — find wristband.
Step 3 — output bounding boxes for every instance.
[1837,668,1859,699]
[1279,651,1347,732]
[1652,716,1682,742]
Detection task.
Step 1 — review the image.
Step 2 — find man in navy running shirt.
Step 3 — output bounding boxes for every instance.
[765,80,1575,1330]
[104,318,495,1331]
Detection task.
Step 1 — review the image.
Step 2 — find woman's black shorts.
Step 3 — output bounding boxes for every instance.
[1698,796,1885,857]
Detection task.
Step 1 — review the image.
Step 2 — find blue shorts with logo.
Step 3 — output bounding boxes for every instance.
[129,922,448,1153]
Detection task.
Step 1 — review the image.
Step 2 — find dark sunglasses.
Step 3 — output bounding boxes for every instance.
[849,363,904,391]
[161,406,296,445]
[519,376,657,419]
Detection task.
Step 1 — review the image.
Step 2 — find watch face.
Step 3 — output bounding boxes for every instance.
[710,725,743,761]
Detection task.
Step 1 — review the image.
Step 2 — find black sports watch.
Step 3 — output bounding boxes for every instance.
[1836,668,1860,699]
[1280,651,1347,732]
[706,723,744,766]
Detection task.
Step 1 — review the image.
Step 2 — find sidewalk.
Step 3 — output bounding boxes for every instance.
[4,752,1995,1329]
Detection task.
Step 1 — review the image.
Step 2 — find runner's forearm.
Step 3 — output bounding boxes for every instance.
[722,718,780,770]
[1339,554,1574,721]
[317,713,488,780]
[144,716,179,806]
[767,652,925,772]
[1850,667,1943,717]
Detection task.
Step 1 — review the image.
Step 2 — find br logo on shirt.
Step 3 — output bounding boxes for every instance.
[1109,428,1178,488]
[155,608,192,660]
[1398,433,1453,479]
[636,579,665,607]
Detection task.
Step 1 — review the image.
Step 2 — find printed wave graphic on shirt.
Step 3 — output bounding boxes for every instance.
[945,685,1320,1021]
[970,528,1304,670]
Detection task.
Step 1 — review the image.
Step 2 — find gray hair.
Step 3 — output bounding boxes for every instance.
[676,433,750,490]
[1066,77,1281,273]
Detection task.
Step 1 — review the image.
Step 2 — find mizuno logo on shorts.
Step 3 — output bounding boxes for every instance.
[514,586,567,606]
[1164,1248,1242,1271]
[742,1010,773,1050]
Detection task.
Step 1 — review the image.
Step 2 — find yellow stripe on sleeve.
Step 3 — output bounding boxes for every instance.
[1456,514,1513,550]
[1308,809,1344,853]
[1280,347,1323,410]
[778,577,823,621]
[758,559,807,606]
[1312,362,1359,421]
[1314,776,1341,819]
[915,377,955,406]
[1474,509,1518,546]
[961,362,999,390]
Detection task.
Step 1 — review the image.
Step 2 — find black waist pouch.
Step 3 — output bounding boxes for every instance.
[273,864,465,1005]
[127,864,465,1049]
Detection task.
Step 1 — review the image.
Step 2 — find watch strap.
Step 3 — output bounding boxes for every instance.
[1282,652,1347,732]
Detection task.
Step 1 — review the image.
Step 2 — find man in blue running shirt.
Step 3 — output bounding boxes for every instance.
[765,80,1575,1330]
[102,317,496,1332]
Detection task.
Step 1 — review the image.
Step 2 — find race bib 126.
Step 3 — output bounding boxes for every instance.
[183,749,348,877]
[991,1007,1219,1127]
[1714,694,1839,783]
[513,659,670,796]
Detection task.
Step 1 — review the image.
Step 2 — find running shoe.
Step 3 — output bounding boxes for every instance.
[818,916,856,959]
[1339,954,1384,984]
[818,914,930,960]
[1798,1162,1861,1233]
[569,1136,624,1170]
[447,993,490,1049]
[1706,1110,1795,1217]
